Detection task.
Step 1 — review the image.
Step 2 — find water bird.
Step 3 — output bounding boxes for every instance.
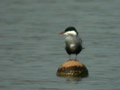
[59,27,83,60]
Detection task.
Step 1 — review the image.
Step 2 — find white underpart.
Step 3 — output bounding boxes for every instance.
[64,31,77,36]
[70,44,75,49]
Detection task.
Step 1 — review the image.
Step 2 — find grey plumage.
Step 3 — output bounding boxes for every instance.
[59,26,83,60]
[65,33,82,55]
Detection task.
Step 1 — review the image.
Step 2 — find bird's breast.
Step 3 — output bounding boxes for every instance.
[70,44,75,49]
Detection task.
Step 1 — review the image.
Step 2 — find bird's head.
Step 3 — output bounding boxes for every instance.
[59,27,78,36]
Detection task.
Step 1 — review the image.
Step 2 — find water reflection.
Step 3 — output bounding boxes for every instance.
[65,77,82,84]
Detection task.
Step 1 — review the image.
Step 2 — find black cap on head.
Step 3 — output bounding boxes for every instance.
[65,27,78,35]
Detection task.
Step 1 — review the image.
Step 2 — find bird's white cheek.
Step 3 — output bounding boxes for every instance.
[63,32,68,35]
[63,31,77,36]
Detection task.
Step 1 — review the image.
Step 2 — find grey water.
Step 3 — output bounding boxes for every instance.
[0,0,120,90]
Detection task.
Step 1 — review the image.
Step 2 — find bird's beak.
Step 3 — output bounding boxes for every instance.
[59,32,64,34]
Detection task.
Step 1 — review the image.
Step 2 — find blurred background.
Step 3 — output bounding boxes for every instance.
[0,0,120,90]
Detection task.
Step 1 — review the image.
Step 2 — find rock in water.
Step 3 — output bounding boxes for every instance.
[56,60,88,77]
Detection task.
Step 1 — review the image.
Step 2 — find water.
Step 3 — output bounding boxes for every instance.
[0,0,120,90]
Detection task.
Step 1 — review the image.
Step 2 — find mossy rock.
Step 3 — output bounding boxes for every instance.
[56,60,88,77]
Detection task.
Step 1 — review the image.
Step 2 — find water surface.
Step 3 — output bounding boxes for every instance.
[0,0,120,90]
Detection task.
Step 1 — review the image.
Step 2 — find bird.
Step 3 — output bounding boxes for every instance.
[59,26,83,60]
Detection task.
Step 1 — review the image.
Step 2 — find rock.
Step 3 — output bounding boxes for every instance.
[56,60,88,77]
